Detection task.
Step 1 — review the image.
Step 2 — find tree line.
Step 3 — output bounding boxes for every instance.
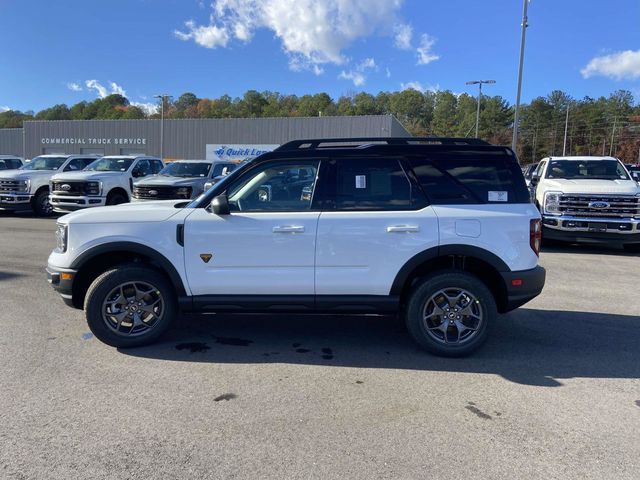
[2,88,639,164]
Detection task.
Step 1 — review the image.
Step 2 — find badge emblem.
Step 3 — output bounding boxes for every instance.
[200,254,212,263]
[60,184,71,191]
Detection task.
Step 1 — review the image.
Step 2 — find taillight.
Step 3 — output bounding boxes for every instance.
[530,218,542,256]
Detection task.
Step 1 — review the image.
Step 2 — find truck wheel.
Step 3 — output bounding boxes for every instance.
[106,192,128,205]
[84,266,177,348]
[623,244,640,253]
[32,189,53,216]
[405,272,496,357]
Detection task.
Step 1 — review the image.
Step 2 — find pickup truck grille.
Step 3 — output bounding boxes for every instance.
[0,179,27,193]
[51,181,87,196]
[133,185,191,200]
[559,194,640,218]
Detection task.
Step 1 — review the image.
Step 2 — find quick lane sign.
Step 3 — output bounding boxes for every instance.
[206,144,279,161]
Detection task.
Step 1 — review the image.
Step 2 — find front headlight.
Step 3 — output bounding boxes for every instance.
[85,181,101,196]
[543,191,563,215]
[55,224,67,253]
[21,179,30,193]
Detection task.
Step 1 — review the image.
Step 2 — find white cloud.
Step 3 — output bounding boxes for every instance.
[400,81,440,93]
[338,57,377,86]
[85,80,127,98]
[0,106,10,112]
[386,67,391,78]
[67,82,82,92]
[581,49,640,80]
[131,102,159,115]
[393,23,412,50]
[416,33,440,65]
[174,20,230,48]
[176,0,405,71]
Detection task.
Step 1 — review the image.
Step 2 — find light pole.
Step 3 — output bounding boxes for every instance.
[154,94,172,160]
[466,80,496,138]
[512,0,530,152]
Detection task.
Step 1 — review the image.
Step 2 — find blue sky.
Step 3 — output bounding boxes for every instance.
[1,0,639,113]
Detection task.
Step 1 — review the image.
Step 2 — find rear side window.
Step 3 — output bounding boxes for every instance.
[409,151,530,204]
[332,158,418,211]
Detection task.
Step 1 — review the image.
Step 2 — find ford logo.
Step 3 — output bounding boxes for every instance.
[148,190,158,196]
[60,184,71,191]
[589,201,609,209]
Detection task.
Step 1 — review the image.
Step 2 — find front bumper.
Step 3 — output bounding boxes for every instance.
[542,215,640,245]
[46,264,77,307]
[50,194,106,212]
[500,265,546,312]
[0,193,33,210]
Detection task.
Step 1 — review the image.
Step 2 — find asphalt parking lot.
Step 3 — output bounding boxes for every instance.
[1,212,639,480]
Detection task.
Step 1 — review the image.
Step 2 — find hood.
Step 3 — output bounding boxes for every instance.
[543,179,640,195]
[134,175,204,187]
[50,171,127,182]
[59,200,186,224]
[0,169,56,181]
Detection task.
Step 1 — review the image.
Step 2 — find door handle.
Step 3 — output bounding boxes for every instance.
[273,225,305,233]
[387,225,420,233]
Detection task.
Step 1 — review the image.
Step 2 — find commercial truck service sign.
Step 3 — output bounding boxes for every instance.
[41,137,147,145]
[206,144,279,162]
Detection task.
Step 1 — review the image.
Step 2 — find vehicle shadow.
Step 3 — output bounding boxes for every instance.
[542,242,639,257]
[120,308,640,387]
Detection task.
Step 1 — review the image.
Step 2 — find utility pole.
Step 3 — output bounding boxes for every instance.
[609,117,617,156]
[466,80,496,138]
[153,94,173,160]
[512,0,530,152]
[562,105,570,156]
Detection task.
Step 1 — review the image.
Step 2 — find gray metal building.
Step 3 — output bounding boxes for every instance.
[0,115,410,160]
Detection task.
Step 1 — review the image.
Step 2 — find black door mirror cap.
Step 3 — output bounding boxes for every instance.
[211,194,230,215]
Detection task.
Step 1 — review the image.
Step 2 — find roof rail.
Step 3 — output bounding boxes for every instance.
[275,137,491,151]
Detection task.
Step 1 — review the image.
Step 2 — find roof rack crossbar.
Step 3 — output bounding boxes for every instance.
[275,137,490,151]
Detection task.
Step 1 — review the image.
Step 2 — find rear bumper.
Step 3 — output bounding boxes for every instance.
[500,265,546,312]
[46,264,77,307]
[50,194,106,212]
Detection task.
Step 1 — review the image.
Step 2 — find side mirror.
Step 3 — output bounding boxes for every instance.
[211,194,230,215]
[530,173,540,186]
[631,172,640,182]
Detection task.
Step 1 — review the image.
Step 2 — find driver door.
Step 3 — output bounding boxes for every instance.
[184,159,322,297]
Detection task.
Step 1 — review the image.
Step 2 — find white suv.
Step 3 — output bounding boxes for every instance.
[47,138,545,357]
[530,156,640,250]
[0,154,100,216]
[49,155,163,213]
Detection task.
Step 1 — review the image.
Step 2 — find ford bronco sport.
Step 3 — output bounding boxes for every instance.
[47,138,545,357]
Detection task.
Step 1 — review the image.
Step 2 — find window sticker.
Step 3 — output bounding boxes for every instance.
[488,191,508,202]
[355,175,367,189]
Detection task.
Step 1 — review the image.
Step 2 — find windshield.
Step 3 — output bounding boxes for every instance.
[545,160,630,180]
[19,156,67,171]
[160,162,212,177]
[85,157,134,172]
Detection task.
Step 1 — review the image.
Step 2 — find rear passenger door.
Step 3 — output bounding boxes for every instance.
[315,157,439,297]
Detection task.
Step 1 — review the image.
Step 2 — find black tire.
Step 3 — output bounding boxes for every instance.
[84,265,177,348]
[106,191,128,206]
[623,244,640,253]
[32,189,53,216]
[405,271,496,357]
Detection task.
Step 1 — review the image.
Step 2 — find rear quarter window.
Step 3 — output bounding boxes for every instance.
[408,150,530,204]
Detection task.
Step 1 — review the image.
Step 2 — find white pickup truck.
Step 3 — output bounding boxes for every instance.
[530,156,640,251]
[49,155,163,213]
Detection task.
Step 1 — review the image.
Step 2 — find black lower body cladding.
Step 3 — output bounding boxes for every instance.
[500,266,546,312]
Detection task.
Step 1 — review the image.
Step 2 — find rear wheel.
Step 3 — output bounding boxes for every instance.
[405,272,496,357]
[32,189,53,216]
[84,266,177,348]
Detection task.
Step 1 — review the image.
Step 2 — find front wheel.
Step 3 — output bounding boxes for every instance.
[405,272,496,357]
[84,266,177,348]
[32,190,53,216]
[106,191,128,206]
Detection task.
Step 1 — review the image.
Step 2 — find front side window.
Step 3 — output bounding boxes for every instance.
[333,158,413,211]
[226,161,319,212]
[85,157,134,172]
[545,160,629,180]
[20,156,67,171]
